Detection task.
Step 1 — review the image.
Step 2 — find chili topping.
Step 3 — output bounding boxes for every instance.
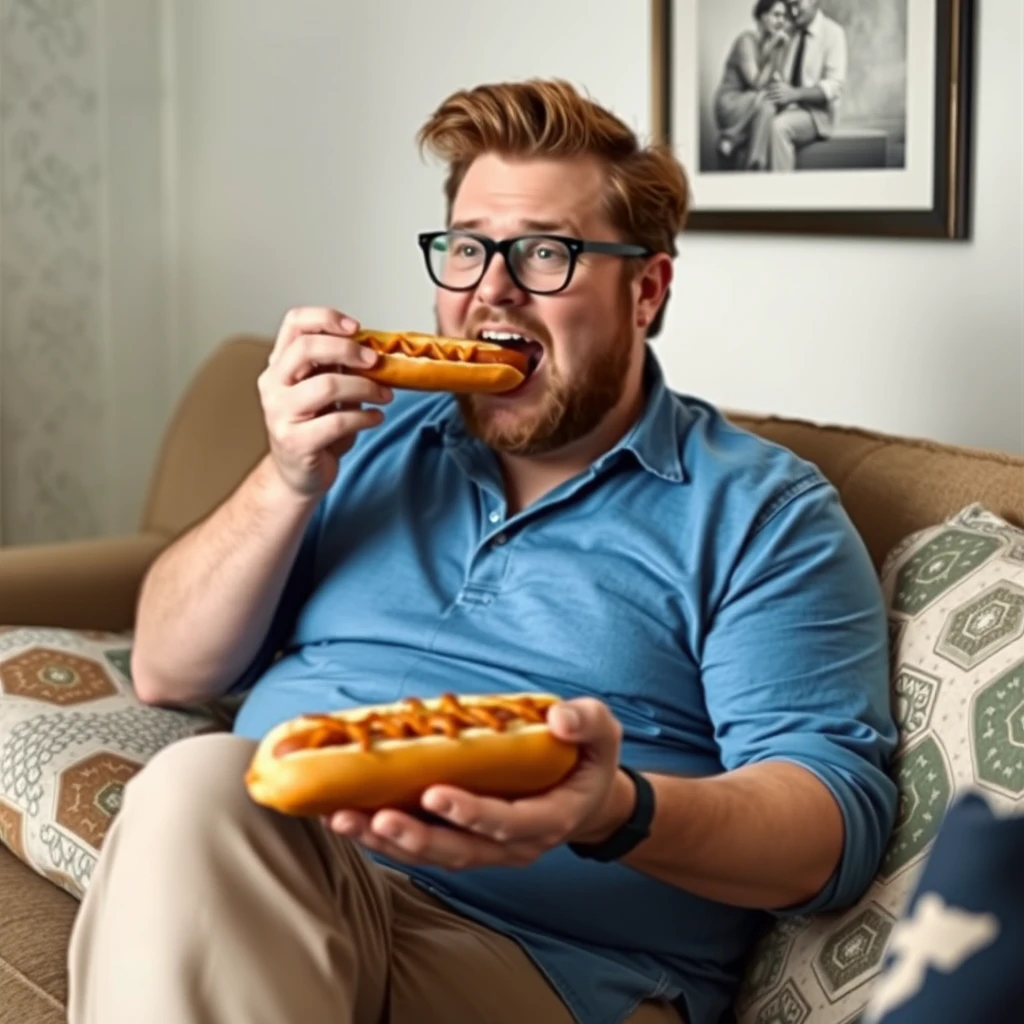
[273,693,554,758]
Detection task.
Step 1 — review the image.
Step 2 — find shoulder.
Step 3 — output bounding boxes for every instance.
[671,394,881,625]
[665,390,867,582]
[674,391,829,520]
[732,30,760,54]
[820,13,847,41]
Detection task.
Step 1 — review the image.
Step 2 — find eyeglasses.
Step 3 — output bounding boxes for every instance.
[418,230,653,296]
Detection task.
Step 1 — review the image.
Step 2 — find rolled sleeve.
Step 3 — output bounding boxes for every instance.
[702,477,898,914]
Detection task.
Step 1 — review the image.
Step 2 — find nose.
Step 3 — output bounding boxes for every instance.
[474,251,528,308]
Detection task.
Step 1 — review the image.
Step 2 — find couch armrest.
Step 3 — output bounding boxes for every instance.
[0,532,170,632]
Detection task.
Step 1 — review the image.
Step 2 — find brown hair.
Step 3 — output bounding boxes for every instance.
[416,79,690,339]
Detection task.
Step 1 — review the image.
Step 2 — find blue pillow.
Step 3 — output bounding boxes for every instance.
[863,791,1024,1024]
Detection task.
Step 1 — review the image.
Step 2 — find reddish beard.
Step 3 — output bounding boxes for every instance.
[450,311,634,457]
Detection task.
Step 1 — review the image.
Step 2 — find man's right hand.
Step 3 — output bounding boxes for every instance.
[258,307,394,498]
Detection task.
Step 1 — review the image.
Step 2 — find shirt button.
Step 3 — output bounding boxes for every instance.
[489,511,501,524]
[492,533,508,548]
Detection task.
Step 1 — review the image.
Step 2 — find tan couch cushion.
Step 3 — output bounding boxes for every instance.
[0,846,77,1022]
[141,337,273,539]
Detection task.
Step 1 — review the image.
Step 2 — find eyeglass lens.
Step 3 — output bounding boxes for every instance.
[427,232,573,293]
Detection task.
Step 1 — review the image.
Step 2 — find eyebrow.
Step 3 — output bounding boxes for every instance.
[449,218,580,235]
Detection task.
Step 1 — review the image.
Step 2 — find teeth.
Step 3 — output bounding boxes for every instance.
[481,330,529,343]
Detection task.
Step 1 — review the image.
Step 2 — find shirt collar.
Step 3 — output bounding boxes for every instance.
[598,345,688,484]
[421,345,689,485]
[804,9,825,35]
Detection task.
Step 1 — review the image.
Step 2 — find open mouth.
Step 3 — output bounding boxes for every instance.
[476,330,545,378]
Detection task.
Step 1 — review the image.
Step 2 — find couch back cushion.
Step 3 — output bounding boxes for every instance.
[141,336,273,538]
[729,414,1024,570]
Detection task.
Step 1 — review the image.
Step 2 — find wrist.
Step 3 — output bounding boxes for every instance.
[256,455,325,516]
[571,768,638,846]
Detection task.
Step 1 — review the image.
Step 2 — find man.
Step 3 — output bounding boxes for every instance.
[752,0,848,171]
[67,79,896,1024]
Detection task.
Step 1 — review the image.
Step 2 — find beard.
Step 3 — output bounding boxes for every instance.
[447,295,634,457]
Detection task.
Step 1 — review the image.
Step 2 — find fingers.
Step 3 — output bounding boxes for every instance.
[273,332,379,386]
[268,307,359,367]
[281,406,387,455]
[329,809,545,870]
[281,371,392,421]
[421,788,571,847]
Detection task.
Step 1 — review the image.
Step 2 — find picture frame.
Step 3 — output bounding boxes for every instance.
[651,0,976,238]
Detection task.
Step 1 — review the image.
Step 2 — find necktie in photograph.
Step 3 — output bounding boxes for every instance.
[789,29,808,86]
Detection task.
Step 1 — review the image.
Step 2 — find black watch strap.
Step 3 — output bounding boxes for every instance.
[568,765,655,863]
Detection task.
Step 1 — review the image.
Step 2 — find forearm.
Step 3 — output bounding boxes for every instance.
[752,61,777,90]
[594,761,844,910]
[132,454,319,705]
[795,85,829,108]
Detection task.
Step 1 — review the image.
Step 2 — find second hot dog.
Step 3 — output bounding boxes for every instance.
[244,692,580,816]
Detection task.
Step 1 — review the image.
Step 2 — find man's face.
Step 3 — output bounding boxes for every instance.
[790,0,818,26]
[434,153,642,457]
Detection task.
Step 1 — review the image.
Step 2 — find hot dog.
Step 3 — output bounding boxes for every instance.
[350,329,530,394]
[244,692,580,816]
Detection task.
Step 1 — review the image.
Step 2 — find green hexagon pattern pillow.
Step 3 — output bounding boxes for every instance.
[735,503,1024,1024]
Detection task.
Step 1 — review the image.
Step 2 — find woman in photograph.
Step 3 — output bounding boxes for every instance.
[712,0,793,169]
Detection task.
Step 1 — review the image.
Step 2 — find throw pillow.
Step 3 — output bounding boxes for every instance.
[861,790,1024,1024]
[734,503,1024,1024]
[0,627,224,899]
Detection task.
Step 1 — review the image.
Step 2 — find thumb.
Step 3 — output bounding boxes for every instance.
[549,699,620,756]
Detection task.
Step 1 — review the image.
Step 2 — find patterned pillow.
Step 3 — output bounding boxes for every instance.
[735,504,1024,1024]
[0,627,225,899]
[862,790,1024,1024]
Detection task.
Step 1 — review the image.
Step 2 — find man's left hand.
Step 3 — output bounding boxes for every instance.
[326,698,634,870]
[767,82,799,106]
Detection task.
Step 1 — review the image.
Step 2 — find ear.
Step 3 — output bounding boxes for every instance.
[633,254,673,331]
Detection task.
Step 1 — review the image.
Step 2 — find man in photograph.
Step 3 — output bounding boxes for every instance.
[756,0,848,170]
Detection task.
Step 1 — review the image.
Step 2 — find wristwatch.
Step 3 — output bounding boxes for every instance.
[568,766,655,862]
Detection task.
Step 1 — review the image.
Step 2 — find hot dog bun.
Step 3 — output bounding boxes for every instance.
[351,329,528,394]
[244,692,580,817]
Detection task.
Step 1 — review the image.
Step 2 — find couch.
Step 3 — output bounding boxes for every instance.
[2,334,1024,1022]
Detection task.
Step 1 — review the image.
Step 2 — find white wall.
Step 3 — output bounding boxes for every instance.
[173,0,1024,455]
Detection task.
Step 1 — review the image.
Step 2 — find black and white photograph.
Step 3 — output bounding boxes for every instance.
[701,0,908,174]
[652,0,975,237]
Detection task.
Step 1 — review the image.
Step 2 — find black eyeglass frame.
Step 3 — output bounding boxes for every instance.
[417,230,654,296]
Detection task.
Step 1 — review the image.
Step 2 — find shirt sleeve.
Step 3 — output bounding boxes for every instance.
[700,474,898,915]
[817,22,848,102]
[226,500,324,695]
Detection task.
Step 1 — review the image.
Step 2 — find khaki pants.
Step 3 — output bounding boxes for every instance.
[67,734,683,1024]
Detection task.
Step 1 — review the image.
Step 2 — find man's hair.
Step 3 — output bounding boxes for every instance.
[416,79,690,339]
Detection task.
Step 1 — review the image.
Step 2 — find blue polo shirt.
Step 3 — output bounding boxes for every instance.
[231,346,898,1024]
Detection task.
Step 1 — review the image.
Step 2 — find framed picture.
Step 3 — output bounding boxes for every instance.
[651,0,976,238]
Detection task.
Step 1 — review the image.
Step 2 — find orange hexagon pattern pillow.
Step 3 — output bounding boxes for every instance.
[0,627,224,899]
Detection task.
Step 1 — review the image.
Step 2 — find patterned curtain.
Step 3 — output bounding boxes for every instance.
[0,0,171,546]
